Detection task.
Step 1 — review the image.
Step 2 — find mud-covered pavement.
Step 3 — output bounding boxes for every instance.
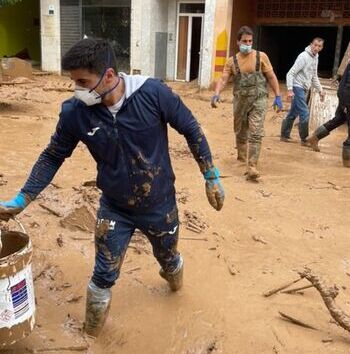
[1,74,350,354]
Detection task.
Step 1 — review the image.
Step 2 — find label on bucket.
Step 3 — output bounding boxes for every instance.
[0,265,35,328]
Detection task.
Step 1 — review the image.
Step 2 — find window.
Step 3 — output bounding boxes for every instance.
[257,0,350,19]
[82,0,130,6]
[179,3,205,14]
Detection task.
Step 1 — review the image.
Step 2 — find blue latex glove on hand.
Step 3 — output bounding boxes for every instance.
[203,167,225,211]
[0,192,30,221]
[272,95,283,112]
[211,95,221,108]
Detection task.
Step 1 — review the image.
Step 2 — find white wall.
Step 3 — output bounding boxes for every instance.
[166,0,177,80]
[130,0,142,74]
[199,0,216,88]
[130,0,169,77]
[40,0,61,73]
[165,0,216,87]
[151,0,168,77]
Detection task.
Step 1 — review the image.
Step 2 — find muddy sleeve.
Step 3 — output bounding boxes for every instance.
[158,82,214,173]
[21,113,79,199]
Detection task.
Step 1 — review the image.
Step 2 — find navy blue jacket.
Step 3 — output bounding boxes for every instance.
[22,79,213,210]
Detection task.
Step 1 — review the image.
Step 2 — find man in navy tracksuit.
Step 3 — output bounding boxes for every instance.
[0,39,225,337]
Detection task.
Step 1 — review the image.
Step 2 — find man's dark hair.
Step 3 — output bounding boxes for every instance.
[237,26,254,41]
[61,38,117,75]
[312,37,325,43]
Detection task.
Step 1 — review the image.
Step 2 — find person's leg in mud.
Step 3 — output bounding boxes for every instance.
[86,198,135,338]
[139,202,183,291]
[246,95,267,181]
[307,105,347,151]
[323,106,347,133]
[280,86,300,141]
[342,109,350,167]
[291,87,310,144]
[235,118,249,164]
[233,97,249,163]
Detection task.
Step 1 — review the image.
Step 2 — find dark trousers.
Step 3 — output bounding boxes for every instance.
[324,105,347,132]
[344,108,350,146]
[92,195,181,288]
[323,105,350,146]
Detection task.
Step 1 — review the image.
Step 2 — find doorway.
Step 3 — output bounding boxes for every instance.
[0,0,40,64]
[175,2,204,82]
[258,25,338,79]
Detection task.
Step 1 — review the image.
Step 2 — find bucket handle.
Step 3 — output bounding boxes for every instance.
[0,217,26,254]
[0,217,26,234]
[13,217,26,234]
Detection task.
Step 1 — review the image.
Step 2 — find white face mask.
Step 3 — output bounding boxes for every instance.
[74,85,102,106]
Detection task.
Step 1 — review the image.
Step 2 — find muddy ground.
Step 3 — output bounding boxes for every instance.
[0,73,350,354]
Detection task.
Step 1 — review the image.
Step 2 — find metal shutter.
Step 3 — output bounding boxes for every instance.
[60,0,81,56]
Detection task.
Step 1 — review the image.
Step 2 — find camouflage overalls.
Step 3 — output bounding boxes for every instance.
[232,51,268,178]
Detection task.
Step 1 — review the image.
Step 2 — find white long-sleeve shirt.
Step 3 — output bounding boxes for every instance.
[286,45,323,93]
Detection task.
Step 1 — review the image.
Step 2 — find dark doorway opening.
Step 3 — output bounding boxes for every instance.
[189,17,202,81]
[0,0,40,63]
[258,26,338,80]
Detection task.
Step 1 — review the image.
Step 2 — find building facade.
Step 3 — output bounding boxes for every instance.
[38,0,233,87]
[232,1,350,79]
[34,1,350,86]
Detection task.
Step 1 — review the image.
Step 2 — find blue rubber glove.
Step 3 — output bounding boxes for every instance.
[0,192,30,221]
[272,96,283,112]
[203,167,225,211]
[211,95,221,108]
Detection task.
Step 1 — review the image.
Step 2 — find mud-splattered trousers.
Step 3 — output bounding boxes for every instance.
[93,196,181,288]
[19,78,214,290]
[232,52,268,167]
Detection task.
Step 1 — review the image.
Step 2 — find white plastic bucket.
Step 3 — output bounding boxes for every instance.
[0,221,35,347]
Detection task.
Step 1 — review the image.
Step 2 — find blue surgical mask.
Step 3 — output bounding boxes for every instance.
[239,44,252,54]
